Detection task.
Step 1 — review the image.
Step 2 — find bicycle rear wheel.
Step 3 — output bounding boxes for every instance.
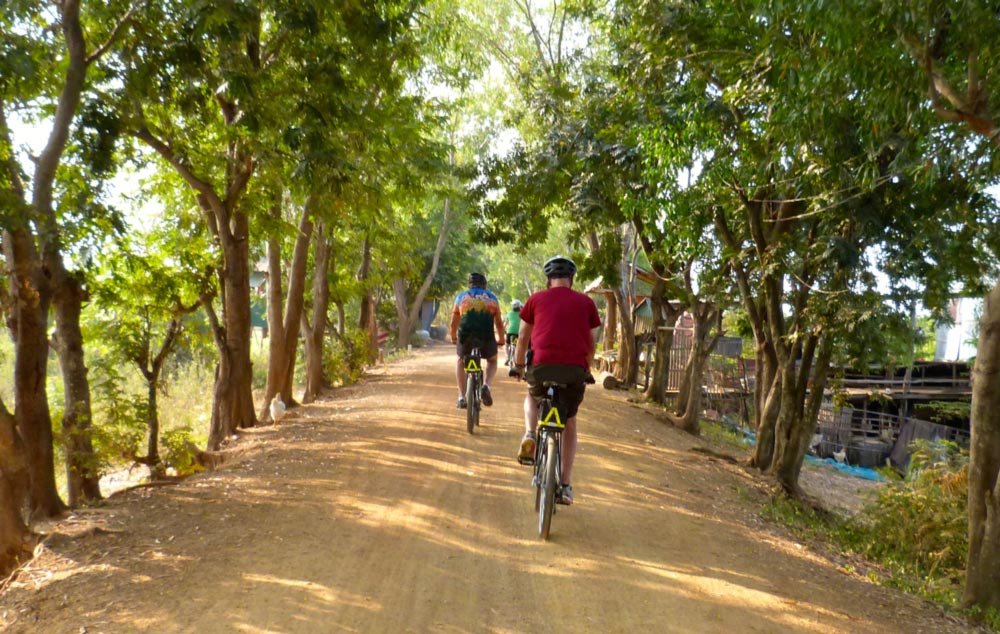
[538,434,557,539]
[465,375,479,434]
[533,438,544,512]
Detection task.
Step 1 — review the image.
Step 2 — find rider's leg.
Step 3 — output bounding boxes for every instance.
[560,416,578,486]
[484,355,498,386]
[523,393,539,436]
[455,356,466,397]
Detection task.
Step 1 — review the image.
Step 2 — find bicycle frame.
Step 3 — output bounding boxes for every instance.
[532,383,566,539]
[463,348,483,434]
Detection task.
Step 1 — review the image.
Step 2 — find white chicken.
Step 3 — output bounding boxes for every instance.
[833,447,848,464]
[809,433,823,452]
[269,397,286,424]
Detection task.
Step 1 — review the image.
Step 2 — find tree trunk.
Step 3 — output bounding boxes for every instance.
[752,367,782,470]
[0,0,97,520]
[357,236,378,358]
[335,300,346,338]
[673,304,720,435]
[134,317,184,477]
[964,282,1000,611]
[0,399,33,576]
[612,286,639,386]
[675,352,693,416]
[302,223,332,404]
[276,203,313,405]
[3,228,65,519]
[642,279,682,403]
[752,277,787,473]
[393,280,413,349]
[771,336,831,493]
[603,291,618,352]
[146,376,161,473]
[207,209,257,449]
[261,204,288,421]
[260,200,313,420]
[51,274,101,505]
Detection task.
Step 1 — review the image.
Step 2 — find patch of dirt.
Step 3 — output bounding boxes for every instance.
[0,344,978,633]
[799,462,886,518]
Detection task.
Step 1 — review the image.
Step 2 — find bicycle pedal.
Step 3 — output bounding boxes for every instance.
[519,456,535,466]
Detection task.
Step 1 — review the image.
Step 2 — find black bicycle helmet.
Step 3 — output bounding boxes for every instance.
[468,272,487,288]
[543,255,577,279]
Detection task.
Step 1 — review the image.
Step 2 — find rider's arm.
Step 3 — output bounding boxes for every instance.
[586,326,600,369]
[493,309,505,344]
[448,305,460,343]
[515,321,533,367]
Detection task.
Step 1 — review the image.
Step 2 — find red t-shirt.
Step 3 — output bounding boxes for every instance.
[520,286,601,368]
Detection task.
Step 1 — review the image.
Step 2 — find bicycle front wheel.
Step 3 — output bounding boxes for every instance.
[538,434,557,540]
[466,375,478,434]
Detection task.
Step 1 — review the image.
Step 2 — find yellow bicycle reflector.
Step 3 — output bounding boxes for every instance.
[540,405,564,428]
[465,358,481,372]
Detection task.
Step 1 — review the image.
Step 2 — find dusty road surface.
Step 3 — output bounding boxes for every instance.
[0,345,975,633]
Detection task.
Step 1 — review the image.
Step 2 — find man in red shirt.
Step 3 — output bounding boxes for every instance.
[513,255,601,505]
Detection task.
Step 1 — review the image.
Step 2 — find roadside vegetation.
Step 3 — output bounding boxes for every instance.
[759,438,998,631]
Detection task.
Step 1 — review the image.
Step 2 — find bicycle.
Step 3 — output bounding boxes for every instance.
[463,347,483,434]
[531,381,566,540]
[504,335,518,369]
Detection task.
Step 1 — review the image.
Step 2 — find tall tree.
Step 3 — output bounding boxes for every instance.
[1,0,135,522]
[259,194,314,419]
[119,1,268,448]
[802,0,1000,610]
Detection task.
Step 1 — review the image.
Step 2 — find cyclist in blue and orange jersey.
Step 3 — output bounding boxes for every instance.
[513,256,601,506]
[503,299,523,364]
[449,272,505,409]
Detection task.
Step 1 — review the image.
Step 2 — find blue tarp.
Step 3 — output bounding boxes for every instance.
[803,455,887,481]
[736,425,887,481]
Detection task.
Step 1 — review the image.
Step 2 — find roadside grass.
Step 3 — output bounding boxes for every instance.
[699,417,752,452]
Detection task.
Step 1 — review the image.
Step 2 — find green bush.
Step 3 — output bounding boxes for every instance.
[325,328,373,386]
[839,439,969,605]
[89,356,148,470]
[161,427,202,476]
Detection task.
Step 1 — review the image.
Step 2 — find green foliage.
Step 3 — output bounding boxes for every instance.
[918,401,971,426]
[699,419,749,452]
[967,605,1000,632]
[840,440,969,607]
[325,328,373,386]
[250,335,269,392]
[914,316,938,361]
[89,356,148,471]
[161,428,202,477]
[761,496,832,543]
[757,439,986,623]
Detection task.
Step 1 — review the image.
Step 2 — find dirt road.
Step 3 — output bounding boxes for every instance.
[0,345,974,633]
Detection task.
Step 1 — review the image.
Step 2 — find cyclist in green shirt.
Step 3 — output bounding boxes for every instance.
[503,300,522,365]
